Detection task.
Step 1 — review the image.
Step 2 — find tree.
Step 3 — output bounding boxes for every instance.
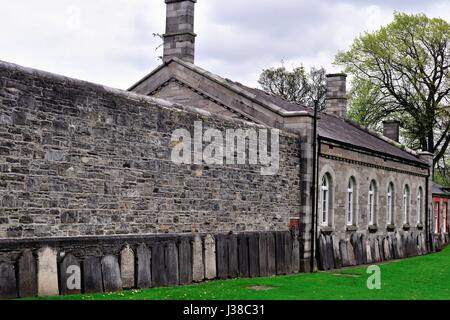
[258,63,327,110]
[335,13,450,168]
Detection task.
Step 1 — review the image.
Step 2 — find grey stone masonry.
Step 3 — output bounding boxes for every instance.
[163,0,197,63]
[0,60,301,238]
[324,74,347,118]
[383,121,400,142]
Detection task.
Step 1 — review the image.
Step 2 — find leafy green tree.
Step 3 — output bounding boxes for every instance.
[336,13,450,168]
[258,64,327,110]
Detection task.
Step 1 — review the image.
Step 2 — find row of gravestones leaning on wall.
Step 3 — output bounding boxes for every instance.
[0,231,304,300]
[317,230,449,271]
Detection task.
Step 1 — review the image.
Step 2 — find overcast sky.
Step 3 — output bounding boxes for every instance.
[1,0,449,90]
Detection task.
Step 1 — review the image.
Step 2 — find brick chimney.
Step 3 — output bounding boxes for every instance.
[324,73,347,118]
[383,120,400,142]
[163,0,197,64]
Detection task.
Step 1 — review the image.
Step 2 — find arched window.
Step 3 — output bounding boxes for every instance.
[321,174,331,226]
[403,185,410,224]
[368,180,377,225]
[443,202,448,233]
[417,187,423,224]
[347,177,356,225]
[387,183,394,225]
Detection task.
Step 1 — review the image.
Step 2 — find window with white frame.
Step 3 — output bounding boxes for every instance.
[347,177,356,225]
[434,201,440,234]
[443,202,448,233]
[368,180,377,225]
[321,174,331,226]
[417,187,423,224]
[387,182,394,225]
[403,185,410,224]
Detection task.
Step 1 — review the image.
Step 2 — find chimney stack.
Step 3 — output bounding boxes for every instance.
[163,0,197,64]
[324,73,347,118]
[383,120,400,142]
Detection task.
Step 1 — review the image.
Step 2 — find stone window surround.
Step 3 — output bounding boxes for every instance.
[368,179,378,227]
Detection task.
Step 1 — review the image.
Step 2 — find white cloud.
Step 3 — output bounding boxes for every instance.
[0,0,448,90]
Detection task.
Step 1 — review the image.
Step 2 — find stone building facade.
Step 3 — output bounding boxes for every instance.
[0,0,448,296]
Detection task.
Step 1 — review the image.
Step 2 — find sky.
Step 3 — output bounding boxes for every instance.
[1,0,449,90]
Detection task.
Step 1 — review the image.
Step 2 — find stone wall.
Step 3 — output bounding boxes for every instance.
[318,142,429,241]
[0,60,302,238]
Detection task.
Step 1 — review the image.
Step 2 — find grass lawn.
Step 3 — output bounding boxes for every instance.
[27,245,450,300]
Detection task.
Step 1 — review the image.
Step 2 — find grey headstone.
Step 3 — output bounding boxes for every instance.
[275,232,287,274]
[83,257,103,294]
[377,238,384,261]
[267,232,276,275]
[152,243,166,287]
[0,263,17,299]
[120,245,135,289]
[347,241,356,266]
[17,249,37,298]
[365,241,373,264]
[228,233,239,278]
[37,247,59,296]
[291,233,300,273]
[361,234,368,264]
[339,240,349,267]
[284,232,292,274]
[178,239,193,285]
[238,233,249,278]
[60,254,81,295]
[101,255,122,292]
[248,233,260,277]
[317,234,328,270]
[192,235,204,282]
[204,234,216,280]
[350,233,361,265]
[383,237,391,260]
[216,234,229,279]
[374,239,381,263]
[137,244,152,289]
[258,233,269,277]
[331,235,342,269]
[165,242,179,286]
[325,235,334,270]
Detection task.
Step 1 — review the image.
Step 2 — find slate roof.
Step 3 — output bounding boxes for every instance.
[131,58,428,166]
[229,79,426,165]
[433,182,450,197]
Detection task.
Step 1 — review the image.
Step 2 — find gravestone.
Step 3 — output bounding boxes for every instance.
[178,239,193,285]
[137,244,152,289]
[360,235,368,264]
[284,232,292,274]
[216,234,229,279]
[374,239,381,263]
[152,243,166,287]
[339,240,349,267]
[396,233,404,258]
[120,245,135,289]
[258,233,269,277]
[350,233,361,265]
[204,234,217,280]
[192,235,204,282]
[318,234,328,270]
[325,235,334,270]
[238,233,249,278]
[165,242,179,286]
[59,254,81,295]
[17,249,37,298]
[291,233,300,273]
[275,232,287,274]
[248,233,260,278]
[101,255,122,292]
[83,257,103,294]
[267,232,276,276]
[365,241,373,264]
[0,263,17,299]
[228,233,239,278]
[369,239,376,263]
[347,241,356,266]
[37,247,59,296]
[331,235,342,269]
[383,237,391,260]
[378,238,385,261]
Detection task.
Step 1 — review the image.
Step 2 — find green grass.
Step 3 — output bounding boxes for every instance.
[26,245,450,300]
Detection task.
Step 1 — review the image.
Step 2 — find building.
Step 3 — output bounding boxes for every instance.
[432,182,449,245]
[0,0,448,298]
